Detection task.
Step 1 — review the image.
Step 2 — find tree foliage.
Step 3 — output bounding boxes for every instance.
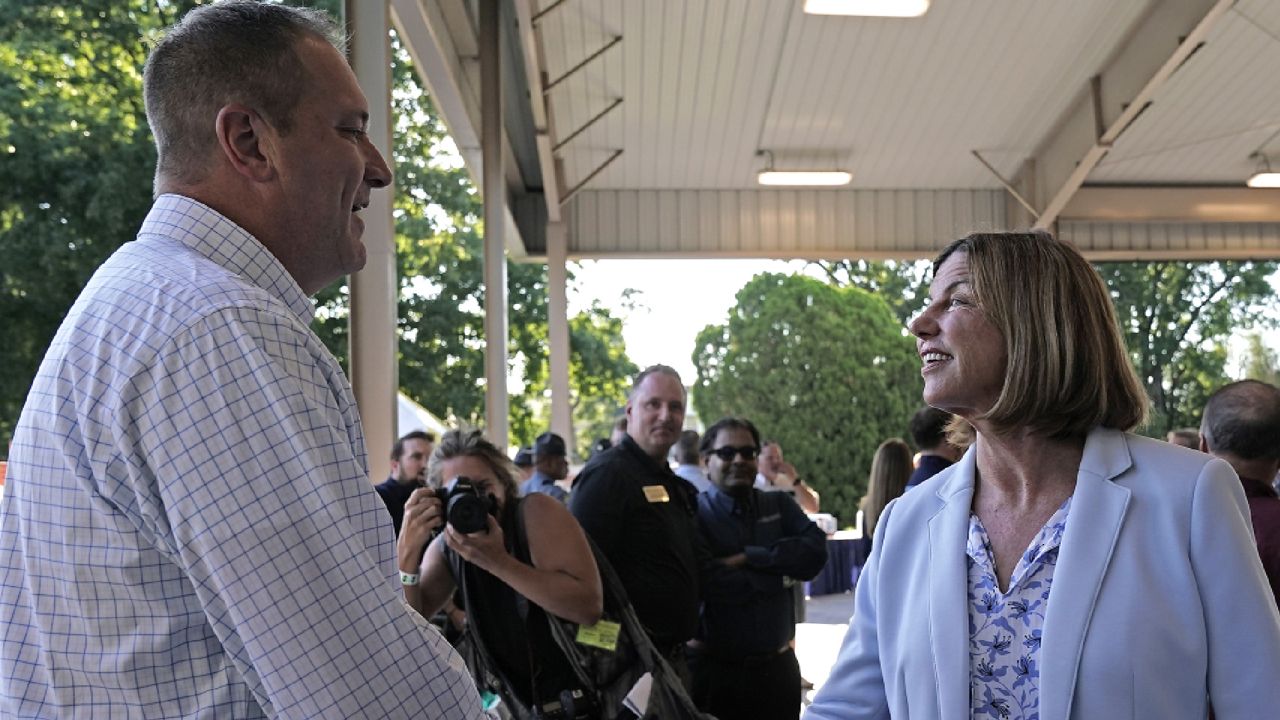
[811,259,932,325]
[1097,261,1278,436]
[0,4,636,457]
[0,1,199,452]
[691,273,922,527]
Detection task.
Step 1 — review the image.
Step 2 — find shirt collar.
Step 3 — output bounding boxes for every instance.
[619,434,669,474]
[140,194,314,324]
[705,483,754,516]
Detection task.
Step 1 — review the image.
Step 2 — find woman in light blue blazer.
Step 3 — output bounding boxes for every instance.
[805,232,1280,720]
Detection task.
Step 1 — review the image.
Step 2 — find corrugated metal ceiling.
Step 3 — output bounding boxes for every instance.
[536,0,1176,191]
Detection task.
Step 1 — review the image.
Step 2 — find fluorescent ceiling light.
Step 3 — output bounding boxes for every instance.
[757,170,852,186]
[804,0,930,17]
[1247,172,1280,188]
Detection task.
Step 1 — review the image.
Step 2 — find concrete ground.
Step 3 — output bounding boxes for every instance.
[795,591,856,707]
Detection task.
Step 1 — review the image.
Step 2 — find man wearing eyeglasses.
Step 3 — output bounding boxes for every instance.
[689,417,827,720]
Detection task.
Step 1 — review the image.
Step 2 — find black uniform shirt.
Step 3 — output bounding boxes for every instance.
[569,435,703,649]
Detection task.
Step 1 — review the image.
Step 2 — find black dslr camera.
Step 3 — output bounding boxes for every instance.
[433,477,496,534]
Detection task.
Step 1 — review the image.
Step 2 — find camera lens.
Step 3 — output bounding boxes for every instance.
[447,492,489,534]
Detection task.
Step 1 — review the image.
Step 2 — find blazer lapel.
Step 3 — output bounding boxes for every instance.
[928,452,976,720]
[1038,427,1132,720]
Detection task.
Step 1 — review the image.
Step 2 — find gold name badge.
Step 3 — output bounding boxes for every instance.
[642,485,670,503]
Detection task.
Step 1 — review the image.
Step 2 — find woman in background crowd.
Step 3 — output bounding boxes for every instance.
[858,438,912,555]
[806,231,1280,720]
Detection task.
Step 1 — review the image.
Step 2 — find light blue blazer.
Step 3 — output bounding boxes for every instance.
[805,427,1280,720]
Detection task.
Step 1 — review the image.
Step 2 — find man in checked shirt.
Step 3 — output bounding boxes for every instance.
[0,3,482,718]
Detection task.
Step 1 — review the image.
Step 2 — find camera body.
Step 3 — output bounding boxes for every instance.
[433,477,496,534]
[531,689,598,720]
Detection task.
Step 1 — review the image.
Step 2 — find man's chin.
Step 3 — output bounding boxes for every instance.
[343,239,368,274]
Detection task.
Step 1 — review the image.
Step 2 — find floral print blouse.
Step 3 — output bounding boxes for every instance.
[966,497,1072,720]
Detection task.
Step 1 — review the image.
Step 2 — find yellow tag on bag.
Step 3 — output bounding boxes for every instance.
[576,620,621,651]
[642,485,670,503]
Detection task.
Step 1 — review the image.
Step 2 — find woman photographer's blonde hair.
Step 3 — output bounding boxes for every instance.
[427,429,520,502]
[933,231,1147,439]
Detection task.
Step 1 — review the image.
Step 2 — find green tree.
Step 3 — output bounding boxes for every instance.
[0,1,201,453]
[691,273,922,527]
[811,259,932,325]
[1096,261,1279,436]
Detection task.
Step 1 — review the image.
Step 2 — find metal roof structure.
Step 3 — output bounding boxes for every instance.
[391,0,1280,261]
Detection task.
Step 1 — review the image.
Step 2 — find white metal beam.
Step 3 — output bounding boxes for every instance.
[546,222,572,456]
[1064,187,1280,223]
[560,188,1280,261]
[347,0,398,484]
[481,0,509,450]
[1030,0,1235,230]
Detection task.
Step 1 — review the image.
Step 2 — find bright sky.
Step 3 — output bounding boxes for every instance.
[567,258,813,384]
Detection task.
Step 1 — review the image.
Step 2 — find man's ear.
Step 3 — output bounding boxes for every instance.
[215,104,276,182]
[1198,435,1210,453]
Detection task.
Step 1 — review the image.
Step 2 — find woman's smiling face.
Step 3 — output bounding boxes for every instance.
[909,251,1007,421]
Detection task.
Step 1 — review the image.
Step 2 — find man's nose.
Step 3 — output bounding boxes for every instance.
[365,141,392,189]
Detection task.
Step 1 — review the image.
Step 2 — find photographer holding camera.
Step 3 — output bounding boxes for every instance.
[398,430,604,717]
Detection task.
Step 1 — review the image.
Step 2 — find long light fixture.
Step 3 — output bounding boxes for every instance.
[757,170,853,186]
[803,0,931,17]
[756,150,852,186]
[1247,153,1280,188]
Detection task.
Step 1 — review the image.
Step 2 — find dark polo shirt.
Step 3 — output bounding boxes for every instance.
[569,435,703,649]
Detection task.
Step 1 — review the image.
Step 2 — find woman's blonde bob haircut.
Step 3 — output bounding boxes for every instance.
[933,231,1147,439]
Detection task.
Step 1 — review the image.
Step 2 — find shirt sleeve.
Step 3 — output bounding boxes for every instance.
[743,494,828,581]
[1192,459,1280,719]
[129,307,483,719]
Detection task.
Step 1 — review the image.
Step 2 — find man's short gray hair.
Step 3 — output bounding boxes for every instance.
[1201,380,1280,461]
[628,364,685,400]
[143,1,345,188]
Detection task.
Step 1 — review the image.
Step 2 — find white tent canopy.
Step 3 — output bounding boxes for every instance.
[396,392,450,440]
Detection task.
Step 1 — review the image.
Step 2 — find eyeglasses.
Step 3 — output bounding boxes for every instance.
[710,445,759,462]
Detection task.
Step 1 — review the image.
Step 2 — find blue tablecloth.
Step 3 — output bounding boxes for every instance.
[807,535,869,596]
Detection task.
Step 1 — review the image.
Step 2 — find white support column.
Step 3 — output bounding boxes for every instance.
[480,0,509,450]
[546,221,573,456]
[346,0,398,483]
